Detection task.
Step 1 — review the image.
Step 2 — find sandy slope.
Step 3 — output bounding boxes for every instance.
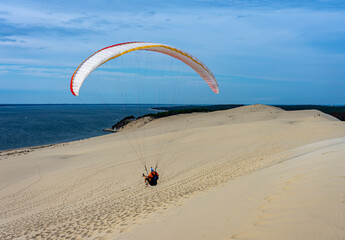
[0,105,344,239]
[117,138,345,240]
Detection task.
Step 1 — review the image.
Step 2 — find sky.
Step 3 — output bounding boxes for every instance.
[0,0,344,105]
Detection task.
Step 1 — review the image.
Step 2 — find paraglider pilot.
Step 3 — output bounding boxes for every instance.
[143,167,159,186]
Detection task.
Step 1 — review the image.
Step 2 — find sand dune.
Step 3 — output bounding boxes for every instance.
[0,105,344,239]
[118,137,345,240]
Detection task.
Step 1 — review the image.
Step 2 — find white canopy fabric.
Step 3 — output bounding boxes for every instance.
[71,42,219,96]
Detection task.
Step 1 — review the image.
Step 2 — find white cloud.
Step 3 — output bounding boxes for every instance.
[0,3,81,28]
[0,64,70,79]
[0,1,345,103]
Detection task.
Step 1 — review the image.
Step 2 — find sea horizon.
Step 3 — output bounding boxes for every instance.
[0,104,161,151]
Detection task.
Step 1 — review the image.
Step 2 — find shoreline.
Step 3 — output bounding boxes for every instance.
[1,104,344,152]
[0,138,85,157]
[0,103,343,157]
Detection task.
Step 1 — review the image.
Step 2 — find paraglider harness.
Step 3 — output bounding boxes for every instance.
[143,166,159,186]
[148,171,159,186]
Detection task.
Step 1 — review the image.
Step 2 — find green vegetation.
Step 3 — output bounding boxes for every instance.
[275,105,345,121]
[112,104,345,130]
[138,104,243,119]
[149,104,345,121]
[112,115,135,129]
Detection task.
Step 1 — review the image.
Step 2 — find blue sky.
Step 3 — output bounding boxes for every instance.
[0,0,344,104]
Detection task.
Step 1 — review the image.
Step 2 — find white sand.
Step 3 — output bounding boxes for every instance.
[117,138,345,240]
[0,105,344,239]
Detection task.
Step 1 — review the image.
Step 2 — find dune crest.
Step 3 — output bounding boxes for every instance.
[228,103,283,113]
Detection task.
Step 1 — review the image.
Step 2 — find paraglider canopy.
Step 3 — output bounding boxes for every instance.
[70,41,219,96]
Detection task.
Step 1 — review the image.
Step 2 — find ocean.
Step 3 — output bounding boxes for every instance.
[0,104,158,151]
